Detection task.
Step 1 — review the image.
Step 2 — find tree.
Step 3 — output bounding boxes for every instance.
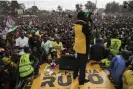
[11,0,20,11]
[0,1,10,14]
[27,6,38,14]
[19,3,26,10]
[57,5,62,12]
[122,1,133,12]
[127,1,133,12]
[105,1,120,13]
[85,1,96,12]
[75,4,82,12]
[32,6,38,11]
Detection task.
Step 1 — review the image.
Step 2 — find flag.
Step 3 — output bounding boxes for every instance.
[5,16,17,33]
[8,24,17,32]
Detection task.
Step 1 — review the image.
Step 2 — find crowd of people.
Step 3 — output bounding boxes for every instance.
[0,10,133,89]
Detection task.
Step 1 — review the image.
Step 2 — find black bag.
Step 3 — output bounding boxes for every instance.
[59,55,76,70]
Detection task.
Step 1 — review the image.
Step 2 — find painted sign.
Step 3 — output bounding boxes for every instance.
[31,63,115,89]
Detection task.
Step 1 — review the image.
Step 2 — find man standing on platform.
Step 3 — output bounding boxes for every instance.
[73,11,91,85]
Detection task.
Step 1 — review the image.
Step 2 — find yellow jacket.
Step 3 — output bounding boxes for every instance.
[123,70,133,89]
[73,24,86,54]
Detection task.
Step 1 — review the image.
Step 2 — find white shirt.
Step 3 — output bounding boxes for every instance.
[42,40,53,54]
[16,37,29,47]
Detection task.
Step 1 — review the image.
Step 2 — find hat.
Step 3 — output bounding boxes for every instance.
[31,30,35,33]
[77,11,85,20]
[77,10,89,20]
[83,9,89,17]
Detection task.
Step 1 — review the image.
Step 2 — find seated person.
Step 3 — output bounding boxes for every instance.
[2,52,17,68]
[123,64,133,89]
[91,50,113,68]
[28,33,42,63]
[0,51,17,89]
[110,50,130,89]
[16,32,29,56]
[90,38,106,61]
[19,47,40,79]
[41,36,53,63]
[52,36,64,59]
[50,49,57,67]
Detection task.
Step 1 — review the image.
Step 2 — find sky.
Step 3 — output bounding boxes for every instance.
[16,0,125,10]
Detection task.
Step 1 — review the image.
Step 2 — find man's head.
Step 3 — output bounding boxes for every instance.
[20,32,25,39]
[32,32,36,38]
[43,36,49,42]
[121,50,131,60]
[54,36,60,43]
[108,53,114,61]
[96,38,104,44]
[77,11,89,21]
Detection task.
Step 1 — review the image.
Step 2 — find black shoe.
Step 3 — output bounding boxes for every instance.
[79,79,90,85]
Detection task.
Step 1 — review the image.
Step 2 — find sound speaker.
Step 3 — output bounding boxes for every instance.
[59,55,76,70]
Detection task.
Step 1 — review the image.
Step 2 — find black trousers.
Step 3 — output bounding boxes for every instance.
[33,59,40,76]
[73,53,88,82]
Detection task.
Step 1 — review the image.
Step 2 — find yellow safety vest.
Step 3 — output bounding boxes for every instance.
[19,53,34,77]
[110,39,121,56]
[73,24,86,54]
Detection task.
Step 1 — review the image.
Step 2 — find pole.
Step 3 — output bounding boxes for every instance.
[126,2,133,8]
[34,0,35,6]
[95,0,98,38]
[95,0,97,9]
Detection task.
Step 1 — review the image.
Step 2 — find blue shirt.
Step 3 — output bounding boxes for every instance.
[110,55,126,85]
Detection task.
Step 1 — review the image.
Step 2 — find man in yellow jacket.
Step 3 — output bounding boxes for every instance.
[123,64,133,89]
[73,11,91,85]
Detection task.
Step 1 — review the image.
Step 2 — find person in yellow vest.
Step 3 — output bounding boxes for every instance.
[123,64,133,89]
[2,52,17,68]
[73,11,91,85]
[19,47,40,79]
[0,51,17,89]
[107,34,121,56]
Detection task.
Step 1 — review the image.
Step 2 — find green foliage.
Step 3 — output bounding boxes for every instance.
[75,4,82,12]
[105,1,120,13]
[57,5,62,11]
[85,1,96,12]
[0,1,10,14]
[11,0,20,10]
[127,1,133,12]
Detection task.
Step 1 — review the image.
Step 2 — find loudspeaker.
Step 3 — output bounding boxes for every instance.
[59,55,76,70]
